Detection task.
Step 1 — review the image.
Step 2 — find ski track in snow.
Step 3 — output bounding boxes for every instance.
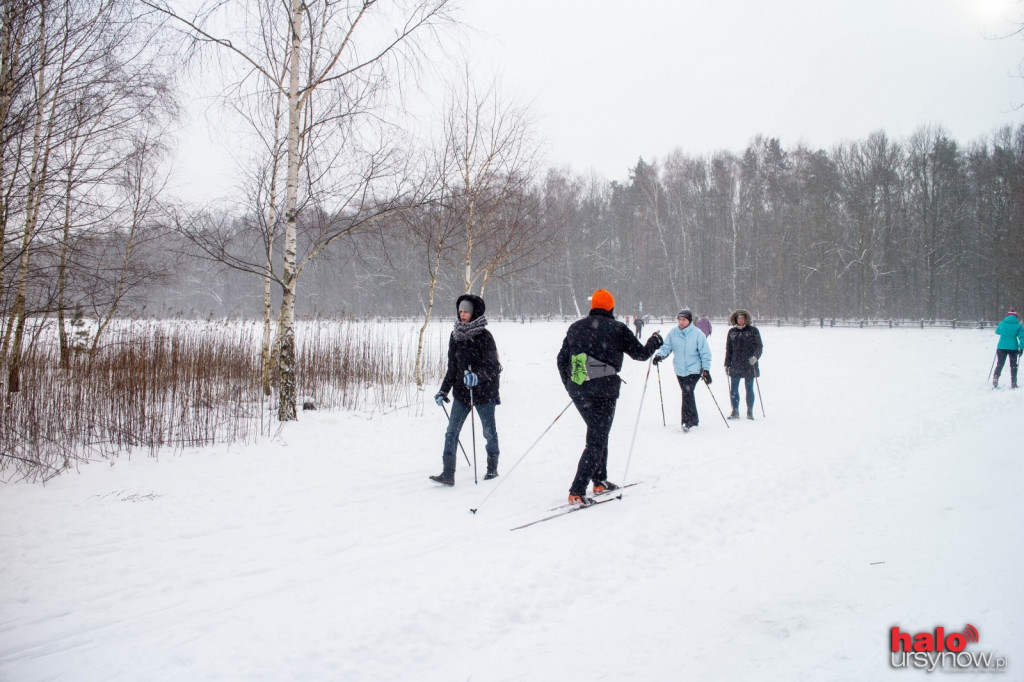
[1,322,1021,681]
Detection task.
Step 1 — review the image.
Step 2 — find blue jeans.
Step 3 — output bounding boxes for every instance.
[442,399,499,477]
[730,376,755,412]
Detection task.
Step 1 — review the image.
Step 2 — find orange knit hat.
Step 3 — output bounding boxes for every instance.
[591,289,614,311]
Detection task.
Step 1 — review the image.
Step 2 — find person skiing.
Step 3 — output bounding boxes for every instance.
[431,294,502,485]
[993,307,1022,389]
[695,314,712,338]
[723,309,763,419]
[556,289,662,506]
[652,308,712,432]
[634,314,644,338]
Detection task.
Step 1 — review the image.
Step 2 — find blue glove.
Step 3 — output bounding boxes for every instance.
[434,391,449,406]
[463,370,479,388]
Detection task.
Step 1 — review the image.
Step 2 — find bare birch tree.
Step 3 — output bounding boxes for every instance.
[147,0,454,420]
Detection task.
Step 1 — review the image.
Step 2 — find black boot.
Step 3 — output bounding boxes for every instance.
[429,474,454,486]
[484,468,499,480]
[746,410,754,420]
[728,409,740,420]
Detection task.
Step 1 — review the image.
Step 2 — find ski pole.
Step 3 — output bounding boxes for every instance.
[988,352,997,383]
[703,375,730,428]
[467,366,478,485]
[440,403,472,467]
[470,400,573,514]
[656,362,666,427]
[755,376,766,417]
[622,358,654,484]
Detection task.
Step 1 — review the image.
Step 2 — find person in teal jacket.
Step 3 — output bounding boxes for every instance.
[993,307,1023,389]
[653,308,712,431]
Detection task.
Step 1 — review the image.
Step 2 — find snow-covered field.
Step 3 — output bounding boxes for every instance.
[1,320,1021,681]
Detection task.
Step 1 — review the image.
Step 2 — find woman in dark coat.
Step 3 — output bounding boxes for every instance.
[723,309,763,420]
[431,294,501,485]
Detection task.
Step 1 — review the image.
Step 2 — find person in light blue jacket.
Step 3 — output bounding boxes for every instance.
[993,307,1022,389]
[653,308,712,431]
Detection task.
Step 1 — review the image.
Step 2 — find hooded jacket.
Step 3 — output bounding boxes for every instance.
[995,314,1023,351]
[440,294,501,405]
[724,309,763,379]
[557,308,660,398]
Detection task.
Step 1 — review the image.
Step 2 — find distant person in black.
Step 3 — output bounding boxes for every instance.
[634,314,644,338]
[431,294,501,485]
[557,289,662,506]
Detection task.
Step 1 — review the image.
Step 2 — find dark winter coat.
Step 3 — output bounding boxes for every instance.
[440,294,501,405]
[557,308,660,399]
[724,309,763,379]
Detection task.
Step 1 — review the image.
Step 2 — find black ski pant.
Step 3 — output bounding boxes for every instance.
[994,349,1019,385]
[677,373,701,427]
[568,394,618,496]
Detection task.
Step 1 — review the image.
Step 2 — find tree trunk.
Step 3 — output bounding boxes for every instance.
[277,0,302,421]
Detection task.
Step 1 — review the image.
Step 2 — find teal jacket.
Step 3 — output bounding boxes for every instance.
[995,314,1023,351]
[656,323,711,377]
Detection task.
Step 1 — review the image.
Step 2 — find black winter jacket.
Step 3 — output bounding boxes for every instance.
[724,310,763,379]
[556,309,660,398]
[440,294,501,405]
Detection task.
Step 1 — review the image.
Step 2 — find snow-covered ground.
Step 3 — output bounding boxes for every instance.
[1,320,1021,681]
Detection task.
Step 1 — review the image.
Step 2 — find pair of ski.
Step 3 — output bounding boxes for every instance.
[509,482,642,531]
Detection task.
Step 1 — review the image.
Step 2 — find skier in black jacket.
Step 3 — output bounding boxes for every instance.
[431,294,501,485]
[556,289,662,506]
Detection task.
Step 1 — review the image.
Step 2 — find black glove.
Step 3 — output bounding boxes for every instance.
[434,391,449,406]
[647,331,663,349]
[652,354,663,365]
[701,369,712,384]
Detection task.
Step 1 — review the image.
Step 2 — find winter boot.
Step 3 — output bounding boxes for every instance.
[568,494,594,507]
[593,480,620,495]
[484,468,499,480]
[728,409,740,420]
[429,474,454,486]
[746,410,754,420]
[993,375,999,388]
[681,423,690,433]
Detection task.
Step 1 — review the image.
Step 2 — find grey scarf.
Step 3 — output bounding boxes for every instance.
[452,315,488,342]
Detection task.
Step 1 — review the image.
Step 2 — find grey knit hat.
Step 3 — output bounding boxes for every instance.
[676,308,693,322]
[458,299,474,315]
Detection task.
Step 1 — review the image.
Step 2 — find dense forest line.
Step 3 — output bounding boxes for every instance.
[144,125,1024,323]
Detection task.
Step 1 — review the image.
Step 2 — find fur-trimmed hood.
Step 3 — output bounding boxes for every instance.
[729,309,753,326]
[455,294,486,321]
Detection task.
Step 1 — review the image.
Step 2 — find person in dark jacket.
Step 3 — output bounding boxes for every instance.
[634,314,645,338]
[993,307,1022,389]
[431,294,501,485]
[556,289,662,506]
[723,309,763,420]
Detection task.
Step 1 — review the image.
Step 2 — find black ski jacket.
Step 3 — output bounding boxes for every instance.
[724,310,763,379]
[440,294,501,405]
[556,309,661,399]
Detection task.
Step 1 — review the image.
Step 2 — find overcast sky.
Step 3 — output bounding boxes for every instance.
[172,0,1023,201]
[457,0,1023,179]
